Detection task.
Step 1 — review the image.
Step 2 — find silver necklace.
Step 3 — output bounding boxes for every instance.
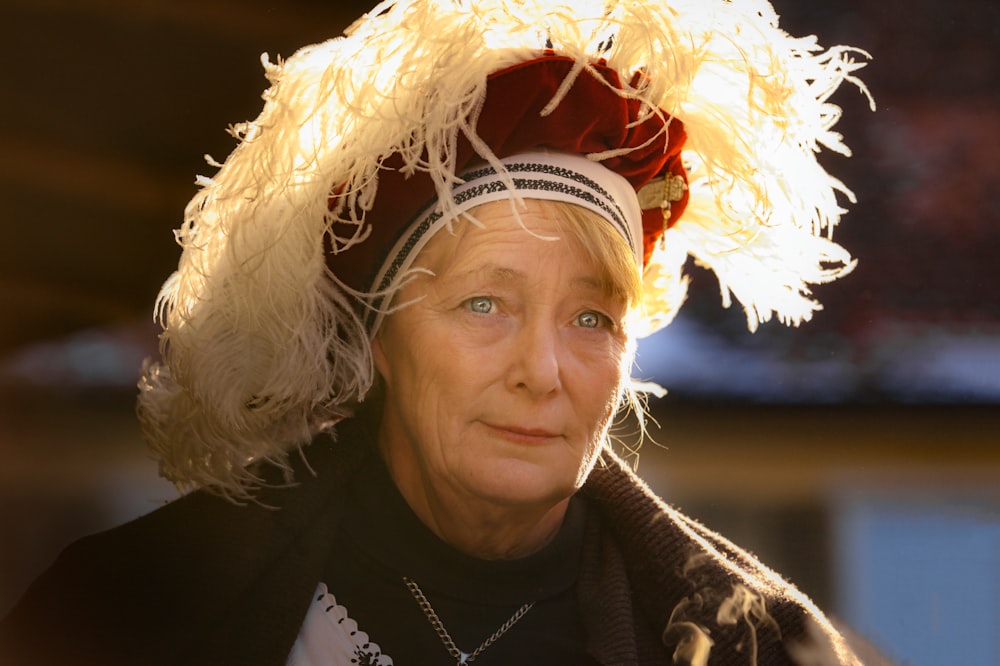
[402,576,535,665]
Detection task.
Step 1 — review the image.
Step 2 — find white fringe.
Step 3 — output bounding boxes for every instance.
[139,0,872,495]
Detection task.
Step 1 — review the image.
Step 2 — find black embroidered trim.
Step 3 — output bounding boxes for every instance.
[462,162,631,240]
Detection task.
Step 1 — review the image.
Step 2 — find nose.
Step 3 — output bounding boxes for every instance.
[506,319,562,397]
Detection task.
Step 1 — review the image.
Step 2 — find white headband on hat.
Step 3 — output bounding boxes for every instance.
[365,150,643,333]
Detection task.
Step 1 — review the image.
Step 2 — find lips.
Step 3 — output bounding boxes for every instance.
[483,422,562,442]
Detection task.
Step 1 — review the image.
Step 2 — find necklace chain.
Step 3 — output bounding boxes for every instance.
[402,576,535,665]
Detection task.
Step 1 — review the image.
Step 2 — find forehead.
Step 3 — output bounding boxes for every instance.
[416,199,589,274]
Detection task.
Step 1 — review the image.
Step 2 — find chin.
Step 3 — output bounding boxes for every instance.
[468,457,583,508]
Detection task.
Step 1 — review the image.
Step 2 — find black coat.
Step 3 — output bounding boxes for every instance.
[0,418,857,665]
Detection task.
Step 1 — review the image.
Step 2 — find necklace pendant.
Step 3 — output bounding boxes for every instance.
[404,575,533,666]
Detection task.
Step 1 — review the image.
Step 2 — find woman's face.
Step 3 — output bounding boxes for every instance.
[372,199,632,513]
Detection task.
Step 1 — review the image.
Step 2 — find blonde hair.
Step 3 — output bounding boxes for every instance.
[545,200,644,313]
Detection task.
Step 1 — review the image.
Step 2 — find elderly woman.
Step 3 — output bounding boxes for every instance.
[0,0,874,664]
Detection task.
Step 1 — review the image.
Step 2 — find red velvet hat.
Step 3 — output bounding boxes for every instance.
[326,54,689,297]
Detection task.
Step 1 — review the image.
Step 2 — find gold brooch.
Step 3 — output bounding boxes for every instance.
[637,174,688,248]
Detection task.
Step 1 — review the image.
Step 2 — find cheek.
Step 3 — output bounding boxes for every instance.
[371,334,392,384]
[563,370,624,453]
[567,334,629,413]
[595,375,625,428]
[382,329,481,421]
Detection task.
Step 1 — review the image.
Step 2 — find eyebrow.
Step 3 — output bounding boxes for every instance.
[452,263,609,293]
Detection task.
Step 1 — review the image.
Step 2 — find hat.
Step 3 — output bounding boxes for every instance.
[139,0,872,493]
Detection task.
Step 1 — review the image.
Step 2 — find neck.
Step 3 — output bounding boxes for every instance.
[379,450,570,561]
[416,491,570,560]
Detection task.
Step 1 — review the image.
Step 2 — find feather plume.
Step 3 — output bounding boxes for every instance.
[138,0,871,495]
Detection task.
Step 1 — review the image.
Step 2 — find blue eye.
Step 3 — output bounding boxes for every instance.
[576,311,602,329]
[467,297,494,314]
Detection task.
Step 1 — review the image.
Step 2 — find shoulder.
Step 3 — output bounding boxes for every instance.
[580,449,861,666]
[0,420,372,666]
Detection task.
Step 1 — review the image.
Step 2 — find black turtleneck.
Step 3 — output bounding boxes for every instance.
[321,452,598,665]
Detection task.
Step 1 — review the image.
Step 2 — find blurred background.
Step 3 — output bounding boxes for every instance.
[1,0,997,664]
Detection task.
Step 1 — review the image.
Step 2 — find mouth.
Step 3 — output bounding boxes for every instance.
[482,422,562,443]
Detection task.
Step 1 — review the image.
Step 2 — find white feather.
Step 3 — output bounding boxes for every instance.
[138,0,872,496]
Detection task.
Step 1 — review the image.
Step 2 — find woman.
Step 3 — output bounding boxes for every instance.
[0,0,874,664]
